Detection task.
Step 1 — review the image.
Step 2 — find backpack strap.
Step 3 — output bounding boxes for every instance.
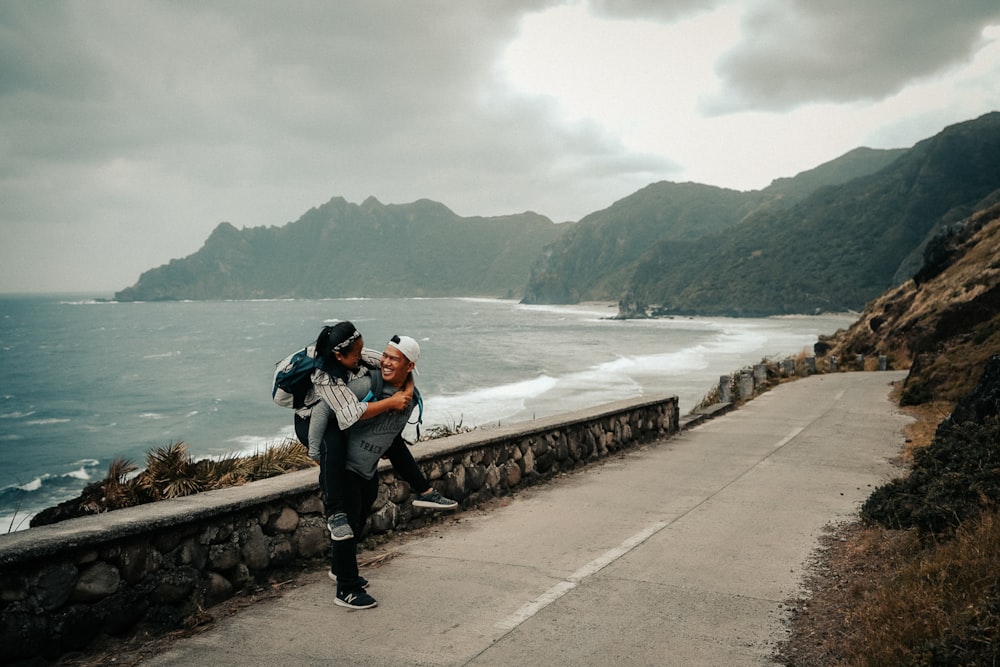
[359,367,384,403]
[407,386,423,440]
[409,387,423,424]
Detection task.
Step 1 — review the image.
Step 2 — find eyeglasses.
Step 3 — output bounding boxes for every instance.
[390,335,400,344]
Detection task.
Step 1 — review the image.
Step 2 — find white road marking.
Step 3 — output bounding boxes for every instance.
[495,521,668,631]
[773,426,804,450]
[495,420,820,632]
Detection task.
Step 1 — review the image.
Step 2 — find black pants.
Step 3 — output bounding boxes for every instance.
[293,413,310,448]
[383,436,430,493]
[295,413,347,516]
[329,436,431,591]
[330,469,379,592]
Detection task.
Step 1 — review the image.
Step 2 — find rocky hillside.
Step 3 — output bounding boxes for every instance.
[820,199,1000,405]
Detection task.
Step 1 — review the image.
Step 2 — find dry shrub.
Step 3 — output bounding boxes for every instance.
[899,399,955,463]
[861,416,1000,536]
[99,458,138,507]
[841,512,1000,666]
[38,440,317,525]
[134,442,203,500]
[780,518,1000,666]
[234,440,314,480]
[777,524,917,666]
[791,348,811,377]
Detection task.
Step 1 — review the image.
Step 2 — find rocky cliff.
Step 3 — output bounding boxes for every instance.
[821,200,1000,404]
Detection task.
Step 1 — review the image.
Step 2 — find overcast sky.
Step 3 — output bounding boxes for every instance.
[3,1,999,295]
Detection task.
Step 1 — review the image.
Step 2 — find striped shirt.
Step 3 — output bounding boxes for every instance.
[297,347,382,429]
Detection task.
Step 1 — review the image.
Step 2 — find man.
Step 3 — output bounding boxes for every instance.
[330,335,457,610]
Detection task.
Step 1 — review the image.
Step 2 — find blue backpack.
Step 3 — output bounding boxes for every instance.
[272,345,322,409]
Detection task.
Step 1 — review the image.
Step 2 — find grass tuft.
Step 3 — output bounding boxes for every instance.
[29,439,316,527]
[837,513,1000,666]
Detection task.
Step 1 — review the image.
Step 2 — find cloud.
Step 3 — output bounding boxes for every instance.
[1,1,669,293]
[587,0,727,21]
[1,1,664,219]
[0,1,997,293]
[704,0,1000,113]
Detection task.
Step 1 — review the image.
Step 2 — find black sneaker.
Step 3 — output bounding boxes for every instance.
[328,570,368,589]
[326,512,354,541]
[413,489,458,510]
[335,588,377,610]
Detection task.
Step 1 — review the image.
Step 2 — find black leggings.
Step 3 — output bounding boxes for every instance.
[330,469,378,591]
[320,425,348,516]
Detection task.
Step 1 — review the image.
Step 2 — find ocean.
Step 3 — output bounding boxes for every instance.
[0,295,855,532]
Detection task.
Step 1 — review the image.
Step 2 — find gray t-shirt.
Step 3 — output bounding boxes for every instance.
[344,376,414,479]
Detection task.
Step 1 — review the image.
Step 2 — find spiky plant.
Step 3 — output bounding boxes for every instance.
[101,458,139,509]
[197,453,247,490]
[137,441,204,499]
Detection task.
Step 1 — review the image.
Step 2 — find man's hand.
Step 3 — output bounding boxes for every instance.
[401,374,415,398]
[393,373,415,410]
[384,390,412,412]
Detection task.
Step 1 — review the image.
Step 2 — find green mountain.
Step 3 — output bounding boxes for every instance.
[761,146,907,205]
[616,112,1000,316]
[115,113,999,314]
[520,182,778,304]
[114,197,567,301]
[521,144,910,307]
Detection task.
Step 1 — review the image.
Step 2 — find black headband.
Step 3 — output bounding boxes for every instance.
[332,329,361,352]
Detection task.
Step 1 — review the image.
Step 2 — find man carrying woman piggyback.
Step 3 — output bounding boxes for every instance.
[296,322,457,609]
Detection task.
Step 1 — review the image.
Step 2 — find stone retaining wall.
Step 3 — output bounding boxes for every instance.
[0,394,678,663]
[714,354,892,407]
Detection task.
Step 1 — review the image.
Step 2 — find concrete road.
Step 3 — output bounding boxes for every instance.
[143,371,910,666]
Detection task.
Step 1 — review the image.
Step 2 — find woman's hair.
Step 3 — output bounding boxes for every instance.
[316,321,360,367]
